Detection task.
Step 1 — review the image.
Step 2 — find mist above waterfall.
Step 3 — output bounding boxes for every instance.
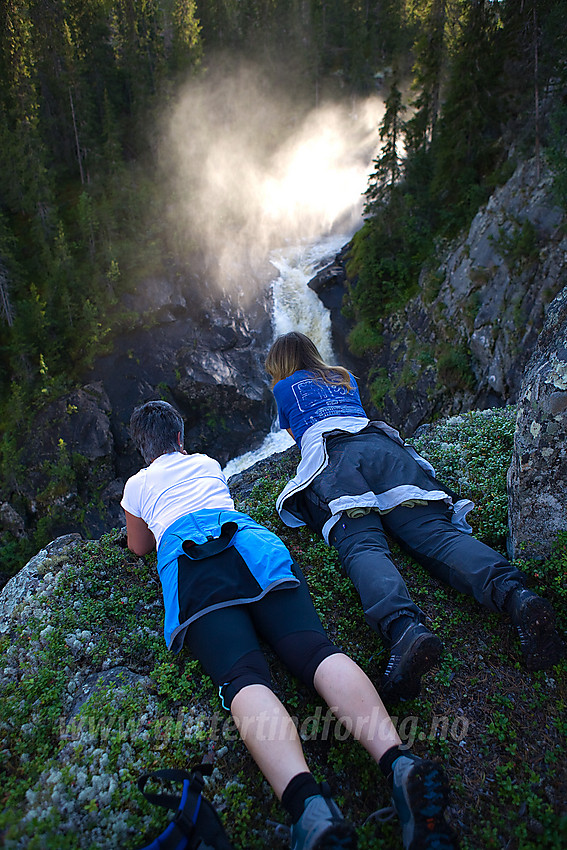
[160,58,384,296]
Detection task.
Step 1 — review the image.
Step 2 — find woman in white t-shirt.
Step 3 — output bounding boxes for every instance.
[121,400,457,850]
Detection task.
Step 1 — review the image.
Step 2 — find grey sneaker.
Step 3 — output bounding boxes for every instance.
[380,623,443,702]
[507,588,565,671]
[391,754,458,850]
[290,784,358,850]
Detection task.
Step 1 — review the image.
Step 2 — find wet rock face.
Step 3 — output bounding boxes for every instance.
[31,384,114,465]
[2,272,275,561]
[308,246,376,409]
[507,285,567,559]
[437,160,565,404]
[90,302,274,472]
[97,272,274,470]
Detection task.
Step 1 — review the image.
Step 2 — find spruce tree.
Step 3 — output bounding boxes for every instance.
[429,0,503,231]
[364,79,406,217]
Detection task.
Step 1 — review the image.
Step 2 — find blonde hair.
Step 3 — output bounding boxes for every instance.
[265,331,353,389]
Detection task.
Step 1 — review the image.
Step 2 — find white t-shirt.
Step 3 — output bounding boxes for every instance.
[121,452,235,549]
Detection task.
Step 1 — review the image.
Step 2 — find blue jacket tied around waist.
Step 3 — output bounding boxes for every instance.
[157,508,299,652]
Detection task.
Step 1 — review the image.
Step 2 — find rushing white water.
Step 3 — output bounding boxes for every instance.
[216,88,384,479]
[223,230,356,479]
[270,234,348,363]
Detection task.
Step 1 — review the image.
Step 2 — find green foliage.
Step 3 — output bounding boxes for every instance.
[428,0,504,233]
[436,344,476,392]
[421,268,445,305]
[519,531,567,612]
[493,218,539,271]
[408,408,516,551]
[369,367,392,410]
[347,322,383,357]
[352,0,567,346]
[195,0,411,92]
[0,0,204,438]
[346,196,429,326]
[36,439,76,503]
[364,79,405,215]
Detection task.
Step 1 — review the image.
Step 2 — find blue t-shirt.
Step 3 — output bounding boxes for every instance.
[273,369,366,444]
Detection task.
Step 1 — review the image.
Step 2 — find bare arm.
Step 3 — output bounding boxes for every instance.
[124,510,156,556]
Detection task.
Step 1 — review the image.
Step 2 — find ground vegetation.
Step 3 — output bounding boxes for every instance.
[0,409,565,849]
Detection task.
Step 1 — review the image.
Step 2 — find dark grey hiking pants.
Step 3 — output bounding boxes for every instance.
[303,495,525,642]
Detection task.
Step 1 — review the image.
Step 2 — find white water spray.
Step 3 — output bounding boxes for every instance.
[223,231,357,478]
[162,63,384,295]
[162,61,384,477]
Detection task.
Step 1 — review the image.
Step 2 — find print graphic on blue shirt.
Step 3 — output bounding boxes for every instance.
[274,369,366,443]
[292,379,351,411]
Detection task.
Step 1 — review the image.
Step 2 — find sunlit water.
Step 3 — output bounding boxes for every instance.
[223,230,356,479]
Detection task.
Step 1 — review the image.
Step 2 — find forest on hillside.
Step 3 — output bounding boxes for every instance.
[1,0,566,571]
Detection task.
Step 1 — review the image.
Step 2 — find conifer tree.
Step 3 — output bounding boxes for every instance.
[364,79,406,216]
[428,0,503,230]
[404,0,449,154]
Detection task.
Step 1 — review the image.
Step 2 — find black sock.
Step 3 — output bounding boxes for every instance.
[379,745,419,786]
[388,616,417,646]
[282,772,321,823]
[503,583,527,614]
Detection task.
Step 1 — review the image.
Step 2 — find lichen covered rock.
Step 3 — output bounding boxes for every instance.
[507,285,567,558]
[0,421,565,849]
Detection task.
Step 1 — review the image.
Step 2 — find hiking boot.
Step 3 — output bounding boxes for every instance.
[380,623,443,703]
[391,754,458,850]
[290,784,358,850]
[507,587,565,671]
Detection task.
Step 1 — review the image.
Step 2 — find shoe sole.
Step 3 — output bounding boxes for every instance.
[381,634,443,702]
[518,596,565,671]
[403,761,458,850]
[314,821,358,849]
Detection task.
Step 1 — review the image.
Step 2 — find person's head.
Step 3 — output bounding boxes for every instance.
[129,400,185,464]
[265,331,351,388]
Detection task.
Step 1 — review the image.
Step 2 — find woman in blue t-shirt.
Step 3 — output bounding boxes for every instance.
[266,331,564,703]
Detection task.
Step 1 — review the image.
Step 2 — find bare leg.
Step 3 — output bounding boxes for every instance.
[230,683,311,799]
[313,652,401,762]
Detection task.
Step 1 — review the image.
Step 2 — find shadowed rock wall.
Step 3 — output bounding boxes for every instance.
[507,285,567,558]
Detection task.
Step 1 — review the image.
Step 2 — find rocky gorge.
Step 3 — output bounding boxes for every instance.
[0,152,566,846]
[1,155,566,573]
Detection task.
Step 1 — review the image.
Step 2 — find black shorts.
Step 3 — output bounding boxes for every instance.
[184,564,341,707]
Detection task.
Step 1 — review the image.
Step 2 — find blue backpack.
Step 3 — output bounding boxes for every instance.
[137,765,236,850]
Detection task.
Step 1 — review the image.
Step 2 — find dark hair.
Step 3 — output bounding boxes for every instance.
[265,331,352,389]
[129,401,185,464]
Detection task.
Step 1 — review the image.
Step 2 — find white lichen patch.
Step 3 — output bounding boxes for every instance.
[545,352,567,390]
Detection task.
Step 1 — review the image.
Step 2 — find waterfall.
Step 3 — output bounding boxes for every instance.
[216,94,384,479]
[223,229,357,478]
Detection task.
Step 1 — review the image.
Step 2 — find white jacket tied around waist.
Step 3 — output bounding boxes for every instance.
[276,416,474,543]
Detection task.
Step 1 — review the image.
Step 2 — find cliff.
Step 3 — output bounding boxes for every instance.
[313,158,567,434]
[1,156,566,580]
[0,410,565,849]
